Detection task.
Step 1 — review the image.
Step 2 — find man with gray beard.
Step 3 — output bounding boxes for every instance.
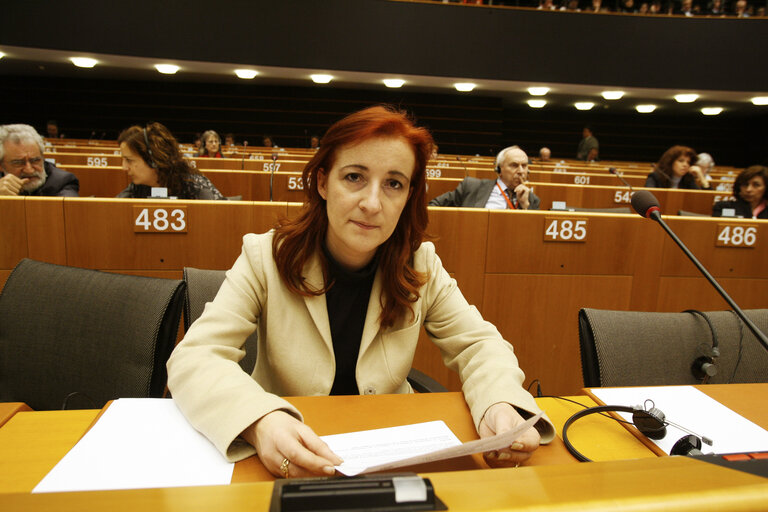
[0,124,79,197]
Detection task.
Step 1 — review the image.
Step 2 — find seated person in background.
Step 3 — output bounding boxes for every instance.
[539,147,551,162]
[644,145,706,189]
[712,165,768,219]
[117,122,224,200]
[309,134,320,150]
[198,130,223,158]
[46,119,64,139]
[430,146,540,210]
[193,133,202,152]
[167,106,554,478]
[576,126,599,161]
[0,124,79,197]
[694,152,715,189]
[224,133,236,147]
[262,135,277,148]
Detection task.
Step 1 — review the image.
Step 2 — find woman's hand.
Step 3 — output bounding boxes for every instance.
[478,402,541,467]
[242,410,343,478]
[688,165,710,189]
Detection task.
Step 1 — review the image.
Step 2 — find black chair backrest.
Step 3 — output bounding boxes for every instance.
[182,267,257,374]
[579,308,768,387]
[0,259,185,410]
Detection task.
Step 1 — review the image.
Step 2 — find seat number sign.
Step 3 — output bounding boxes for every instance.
[544,217,588,242]
[134,206,187,233]
[715,224,757,248]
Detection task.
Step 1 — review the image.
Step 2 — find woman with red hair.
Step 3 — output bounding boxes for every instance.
[644,145,708,189]
[168,105,554,478]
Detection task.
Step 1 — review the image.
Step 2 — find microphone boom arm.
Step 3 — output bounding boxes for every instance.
[649,210,768,352]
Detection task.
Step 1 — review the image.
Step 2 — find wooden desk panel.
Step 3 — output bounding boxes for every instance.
[25,198,67,265]
[63,199,285,270]
[659,217,768,279]
[0,198,27,268]
[656,277,768,314]
[5,457,768,512]
[0,403,31,428]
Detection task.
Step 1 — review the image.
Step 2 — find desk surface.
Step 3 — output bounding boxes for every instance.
[0,384,765,510]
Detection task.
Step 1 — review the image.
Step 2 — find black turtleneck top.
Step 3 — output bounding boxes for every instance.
[322,244,379,395]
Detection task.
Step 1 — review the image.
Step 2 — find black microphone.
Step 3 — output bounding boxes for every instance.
[269,153,277,201]
[241,140,248,170]
[631,190,768,353]
[609,167,633,192]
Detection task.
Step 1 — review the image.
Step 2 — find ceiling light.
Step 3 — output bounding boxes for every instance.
[751,97,768,105]
[235,69,259,79]
[674,94,699,103]
[601,91,625,100]
[527,87,550,96]
[527,99,547,108]
[0,52,6,59]
[701,107,723,116]
[636,104,657,113]
[155,64,180,74]
[454,83,476,92]
[383,79,405,88]
[575,102,595,111]
[311,74,333,84]
[70,57,97,68]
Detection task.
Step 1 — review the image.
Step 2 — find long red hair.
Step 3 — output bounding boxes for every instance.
[273,105,433,328]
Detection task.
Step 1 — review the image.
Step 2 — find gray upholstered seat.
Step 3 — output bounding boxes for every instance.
[0,258,186,410]
[182,267,447,392]
[579,308,768,387]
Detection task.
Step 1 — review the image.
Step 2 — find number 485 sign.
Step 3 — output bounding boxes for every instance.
[133,206,187,233]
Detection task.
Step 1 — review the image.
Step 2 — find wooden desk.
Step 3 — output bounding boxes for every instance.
[1,387,767,510]
[0,403,30,428]
[0,392,657,494]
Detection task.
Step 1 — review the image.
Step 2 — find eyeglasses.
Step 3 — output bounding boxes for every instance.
[6,156,44,170]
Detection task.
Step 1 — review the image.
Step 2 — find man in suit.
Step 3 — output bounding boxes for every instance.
[0,124,79,197]
[429,146,540,210]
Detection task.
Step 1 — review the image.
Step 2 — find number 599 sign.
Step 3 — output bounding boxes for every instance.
[133,206,187,233]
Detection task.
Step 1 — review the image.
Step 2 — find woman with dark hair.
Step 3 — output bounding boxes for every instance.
[644,145,707,189]
[712,165,768,219]
[117,122,224,200]
[167,105,554,478]
[198,130,223,158]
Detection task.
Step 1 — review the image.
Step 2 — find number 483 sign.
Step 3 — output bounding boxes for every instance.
[133,206,187,233]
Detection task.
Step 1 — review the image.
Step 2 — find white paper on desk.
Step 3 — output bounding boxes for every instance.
[590,386,768,455]
[323,412,542,476]
[33,398,234,493]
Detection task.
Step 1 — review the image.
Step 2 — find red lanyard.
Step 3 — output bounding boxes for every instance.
[496,182,516,209]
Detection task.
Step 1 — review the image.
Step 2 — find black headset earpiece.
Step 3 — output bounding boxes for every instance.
[143,127,158,169]
[495,165,501,174]
[686,310,719,382]
[562,402,710,462]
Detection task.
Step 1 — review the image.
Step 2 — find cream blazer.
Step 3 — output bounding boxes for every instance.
[167,232,555,461]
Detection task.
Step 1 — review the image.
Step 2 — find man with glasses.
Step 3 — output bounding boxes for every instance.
[429,146,539,210]
[0,124,78,196]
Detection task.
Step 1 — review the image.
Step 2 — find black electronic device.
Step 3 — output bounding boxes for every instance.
[269,473,446,512]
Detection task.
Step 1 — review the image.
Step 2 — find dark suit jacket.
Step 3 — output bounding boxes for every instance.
[712,198,768,219]
[429,177,540,210]
[6,161,79,197]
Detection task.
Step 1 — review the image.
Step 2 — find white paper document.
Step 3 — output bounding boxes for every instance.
[590,386,768,455]
[322,413,542,476]
[33,398,234,493]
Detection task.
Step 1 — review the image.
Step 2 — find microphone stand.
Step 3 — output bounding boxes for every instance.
[647,209,768,352]
[609,167,633,191]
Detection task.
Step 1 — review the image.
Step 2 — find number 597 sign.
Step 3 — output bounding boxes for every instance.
[133,206,187,233]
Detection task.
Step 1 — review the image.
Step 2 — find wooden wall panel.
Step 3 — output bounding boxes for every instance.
[482,275,634,396]
[656,277,768,312]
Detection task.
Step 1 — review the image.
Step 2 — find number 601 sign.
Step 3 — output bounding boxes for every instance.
[133,206,187,233]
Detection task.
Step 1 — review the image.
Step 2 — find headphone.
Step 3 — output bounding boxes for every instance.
[143,127,158,168]
[686,310,720,383]
[562,400,713,462]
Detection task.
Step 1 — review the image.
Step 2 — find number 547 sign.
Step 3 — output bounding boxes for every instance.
[133,206,187,233]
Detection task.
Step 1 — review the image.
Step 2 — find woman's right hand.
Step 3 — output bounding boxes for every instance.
[242,410,343,478]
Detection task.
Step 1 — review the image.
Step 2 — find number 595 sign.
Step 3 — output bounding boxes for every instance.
[133,206,187,233]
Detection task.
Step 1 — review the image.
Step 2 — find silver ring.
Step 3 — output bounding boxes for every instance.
[280,457,290,478]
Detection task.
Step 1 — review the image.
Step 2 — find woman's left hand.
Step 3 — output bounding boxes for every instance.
[478,402,541,467]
